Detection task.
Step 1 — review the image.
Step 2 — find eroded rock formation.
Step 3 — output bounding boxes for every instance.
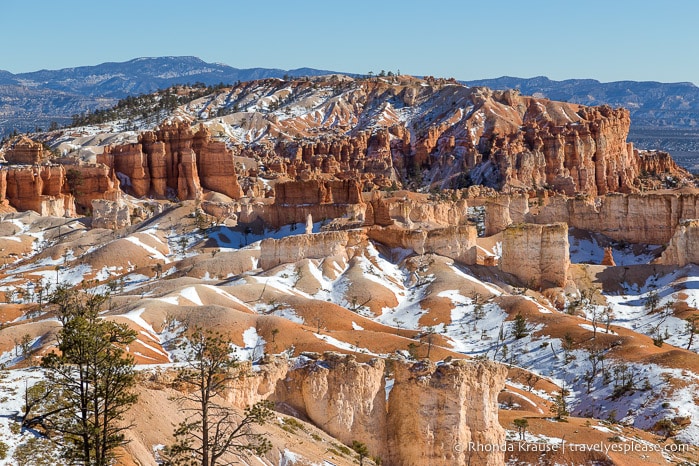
[658,219,699,266]
[98,122,241,201]
[367,225,478,265]
[386,359,506,466]
[228,353,507,465]
[1,165,73,216]
[259,230,366,270]
[500,222,570,288]
[203,77,659,195]
[91,195,131,230]
[484,192,699,245]
[274,179,362,205]
[4,136,48,165]
[602,246,616,266]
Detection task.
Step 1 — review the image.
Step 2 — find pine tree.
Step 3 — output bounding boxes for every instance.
[40,289,137,465]
[512,314,529,339]
[513,418,529,440]
[550,384,570,421]
[352,440,370,466]
[165,328,273,466]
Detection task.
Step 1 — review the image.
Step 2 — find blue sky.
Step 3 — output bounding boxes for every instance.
[3,0,699,84]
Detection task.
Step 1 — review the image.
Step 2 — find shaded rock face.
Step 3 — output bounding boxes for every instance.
[234,354,507,466]
[99,122,241,201]
[258,230,365,270]
[500,222,569,288]
[91,196,130,230]
[4,136,48,165]
[274,179,362,205]
[486,192,699,245]
[367,225,478,265]
[658,219,699,266]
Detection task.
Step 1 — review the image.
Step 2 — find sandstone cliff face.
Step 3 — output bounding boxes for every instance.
[193,125,244,199]
[484,192,699,245]
[91,196,131,230]
[274,179,362,206]
[2,166,73,216]
[258,230,365,270]
[484,193,529,236]
[242,128,399,191]
[367,225,478,265]
[461,101,638,195]
[230,353,506,465]
[387,359,507,466]
[282,354,387,456]
[4,136,48,165]
[500,222,569,288]
[72,164,121,213]
[98,122,240,201]
[658,219,699,266]
[638,150,688,179]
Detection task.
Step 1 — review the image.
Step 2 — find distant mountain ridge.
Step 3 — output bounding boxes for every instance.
[0,56,345,136]
[4,58,699,167]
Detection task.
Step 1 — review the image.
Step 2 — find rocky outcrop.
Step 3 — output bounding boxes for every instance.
[485,192,699,245]
[274,179,362,206]
[71,163,122,213]
[4,136,48,165]
[484,193,529,236]
[215,77,653,195]
[381,196,469,228]
[258,230,366,270]
[91,195,131,230]
[601,246,616,266]
[1,165,73,216]
[281,354,388,456]
[639,150,688,178]
[193,125,244,199]
[387,359,506,466]
[99,122,240,201]
[367,225,478,265]
[242,128,399,190]
[234,353,506,465]
[657,219,699,266]
[500,222,569,288]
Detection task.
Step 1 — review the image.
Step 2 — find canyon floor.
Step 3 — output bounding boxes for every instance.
[0,196,698,465]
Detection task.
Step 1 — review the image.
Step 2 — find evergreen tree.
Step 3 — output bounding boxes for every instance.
[512,314,529,339]
[550,384,570,421]
[40,289,137,465]
[352,440,370,466]
[513,418,529,440]
[165,328,273,466]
